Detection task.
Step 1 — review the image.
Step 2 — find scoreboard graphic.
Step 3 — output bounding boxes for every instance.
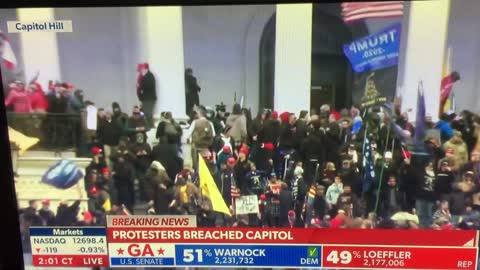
[30,216,480,269]
[30,227,108,267]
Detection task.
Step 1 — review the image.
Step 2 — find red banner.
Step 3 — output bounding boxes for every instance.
[32,255,109,267]
[322,245,478,270]
[107,227,478,247]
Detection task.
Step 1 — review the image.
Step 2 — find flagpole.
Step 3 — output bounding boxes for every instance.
[374,122,391,214]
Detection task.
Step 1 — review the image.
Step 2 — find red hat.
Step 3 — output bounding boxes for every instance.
[91,146,101,156]
[222,145,231,153]
[102,167,110,174]
[259,194,266,200]
[137,63,144,71]
[263,142,274,151]
[239,146,249,157]
[83,211,93,223]
[288,210,296,217]
[271,111,278,119]
[280,112,290,123]
[227,157,236,165]
[42,199,50,206]
[88,187,98,195]
[330,111,340,121]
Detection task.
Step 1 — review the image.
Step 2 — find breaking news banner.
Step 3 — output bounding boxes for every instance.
[104,216,480,269]
[28,216,479,269]
[29,227,108,267]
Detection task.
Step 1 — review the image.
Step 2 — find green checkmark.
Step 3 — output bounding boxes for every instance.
[308,247,318,258]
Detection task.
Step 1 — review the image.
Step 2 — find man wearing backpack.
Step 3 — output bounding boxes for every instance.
[185,107,215,169]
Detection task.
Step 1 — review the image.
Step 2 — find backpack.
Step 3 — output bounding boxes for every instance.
[192,118,214,148]
[164,121,179,137]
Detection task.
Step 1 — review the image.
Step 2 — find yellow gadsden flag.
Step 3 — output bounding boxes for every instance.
[8,127,39,155]
[198,154,231,216]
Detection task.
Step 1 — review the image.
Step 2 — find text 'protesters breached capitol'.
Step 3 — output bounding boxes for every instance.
[111,229,294,241]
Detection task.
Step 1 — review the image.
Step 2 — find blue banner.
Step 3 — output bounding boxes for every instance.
[175,244,322,267]
[343,23,402,73]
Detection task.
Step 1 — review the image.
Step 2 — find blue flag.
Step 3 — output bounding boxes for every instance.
[42,160,84,189]
[362,137,376,193]
[343,23,402,73]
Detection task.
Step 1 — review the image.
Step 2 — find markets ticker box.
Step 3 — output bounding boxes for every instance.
[30,215,479,269]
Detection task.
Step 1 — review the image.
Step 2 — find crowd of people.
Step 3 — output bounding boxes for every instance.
[16,91,480,233]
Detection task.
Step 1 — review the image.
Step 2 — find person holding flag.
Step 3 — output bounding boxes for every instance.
[198,154,232,218]
[439,48,461,115]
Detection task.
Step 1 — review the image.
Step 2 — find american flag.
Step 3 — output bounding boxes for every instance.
[362,137,376,193]
[341,1,404,24]
[0,31,17,70]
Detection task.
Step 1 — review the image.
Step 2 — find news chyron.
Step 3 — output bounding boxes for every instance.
[30,215,479,269]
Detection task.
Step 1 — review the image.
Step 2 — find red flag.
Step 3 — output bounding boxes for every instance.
[440,74,455,109]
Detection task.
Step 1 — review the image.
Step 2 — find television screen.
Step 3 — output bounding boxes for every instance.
[1,1,479,269]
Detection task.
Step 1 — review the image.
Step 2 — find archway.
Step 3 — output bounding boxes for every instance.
[259,13,275,110]
[259,4,370,112]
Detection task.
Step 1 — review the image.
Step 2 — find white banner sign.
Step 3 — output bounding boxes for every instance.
[235,195,259,215]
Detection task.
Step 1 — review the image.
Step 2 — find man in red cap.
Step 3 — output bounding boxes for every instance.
[214,156,237,210]
[98,167,118,204]
[234,146,251,194]
[86,146,107,177]
[256,110,280,174]
[39,199,55,226]
[137,62,156,128]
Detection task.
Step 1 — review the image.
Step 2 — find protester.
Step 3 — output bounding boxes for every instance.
[137,63,156,128]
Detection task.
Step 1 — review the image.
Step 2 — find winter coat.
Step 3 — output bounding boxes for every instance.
[138,71,156,101]
[97,119,123,146]
[226,114,247,142]
[29,90,48,112]
[151,142,183,180]
[5,89,31,112]
[443,132,469,170]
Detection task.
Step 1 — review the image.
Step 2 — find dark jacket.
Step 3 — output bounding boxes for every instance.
[156,120,182,144]
[130,142,152,171]
[39,208,56,226]
[97,119,123,146]
[435,171,455,197]
[259,119,280,145]
[295,119,308,147]
[127,116,148,138]
[279,189,293,226]
[215,168,235,207]
[380,186,406,216]
[234,160,251,194]
[138,71,156,101]
[279,123,297,150]
[151,143,183,180]
[313,195,327,219]
[300,129,325,162]
[336,192,362,217]
[416,170,437,202]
